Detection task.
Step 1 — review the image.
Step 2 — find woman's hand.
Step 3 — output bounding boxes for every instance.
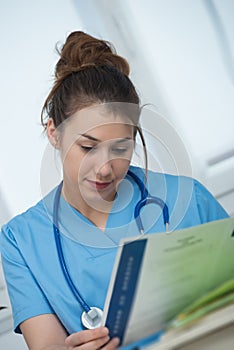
[65,327,119,349]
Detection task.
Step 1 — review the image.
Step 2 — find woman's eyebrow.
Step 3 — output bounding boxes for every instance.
[78,133,100,142]
[114,138,133,144]
[78,133,132,143]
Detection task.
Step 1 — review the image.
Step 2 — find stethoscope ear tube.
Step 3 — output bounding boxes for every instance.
[134,196,169,234]
[128,169,169,234]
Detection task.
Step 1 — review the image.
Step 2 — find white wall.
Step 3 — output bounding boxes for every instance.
[125,0,234,162]
[1,0,233,221]
[123,0,234,214]
[72,0,234,215]
[0,0,83,221]
[0,1,84,347]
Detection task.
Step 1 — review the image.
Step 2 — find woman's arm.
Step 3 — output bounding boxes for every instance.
[20,314,119,350]
[20,314,68,350]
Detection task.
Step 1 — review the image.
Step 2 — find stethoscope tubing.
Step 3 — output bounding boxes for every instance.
[53,170,169,321]
[53,181,91,313]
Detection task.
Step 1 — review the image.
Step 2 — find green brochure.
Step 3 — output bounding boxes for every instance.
[103,217,234,346]
[169,278,234,329]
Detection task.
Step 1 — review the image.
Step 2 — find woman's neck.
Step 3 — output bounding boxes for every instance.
[61,183,114,231]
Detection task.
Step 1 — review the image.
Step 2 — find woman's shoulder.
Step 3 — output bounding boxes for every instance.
[129,165,196,186]
[129,166,228,223]
[1,185,58,237]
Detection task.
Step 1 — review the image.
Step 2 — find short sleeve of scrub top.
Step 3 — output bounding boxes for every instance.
[0,167,229,337]
[0,224,55,333]
[193,179,228,222]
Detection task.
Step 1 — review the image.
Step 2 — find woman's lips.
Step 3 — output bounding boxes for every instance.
[86,180,113,190]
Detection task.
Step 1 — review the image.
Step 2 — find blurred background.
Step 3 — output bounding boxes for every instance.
[0,0,233,348]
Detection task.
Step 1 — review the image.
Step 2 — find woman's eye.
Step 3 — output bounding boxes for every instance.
[80,145,96,152]
[112,148,128,154]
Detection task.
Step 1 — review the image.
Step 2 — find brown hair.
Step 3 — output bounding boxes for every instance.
[41,31,147,173]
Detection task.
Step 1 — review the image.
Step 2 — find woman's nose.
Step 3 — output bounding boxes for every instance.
[96,161,113,178]
[94,150,113,178]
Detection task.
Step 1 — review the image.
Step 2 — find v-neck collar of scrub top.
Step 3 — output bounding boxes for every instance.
[53,173,142,252]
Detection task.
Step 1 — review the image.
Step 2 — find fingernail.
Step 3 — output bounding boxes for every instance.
[113,337,120,346]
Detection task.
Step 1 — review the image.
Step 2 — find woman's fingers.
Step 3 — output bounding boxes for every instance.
[102,337,120,349]
[65,327,120,350]
[79,335,110,350]
[65,327,109,347]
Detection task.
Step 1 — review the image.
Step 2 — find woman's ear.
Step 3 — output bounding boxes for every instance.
[46,118,59,149]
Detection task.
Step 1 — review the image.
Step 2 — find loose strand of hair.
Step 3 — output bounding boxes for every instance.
[137,126,148,189]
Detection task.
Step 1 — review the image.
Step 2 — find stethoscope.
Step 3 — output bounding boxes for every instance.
[53,169,169,329]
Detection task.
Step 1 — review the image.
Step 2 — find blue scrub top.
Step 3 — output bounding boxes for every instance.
[0,166,228,339]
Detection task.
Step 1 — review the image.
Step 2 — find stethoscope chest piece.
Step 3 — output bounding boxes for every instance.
[81,307,103,329]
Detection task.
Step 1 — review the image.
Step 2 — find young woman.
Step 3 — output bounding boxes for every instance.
[0,31,228,350]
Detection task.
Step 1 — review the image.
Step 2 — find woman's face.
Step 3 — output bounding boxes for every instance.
[49,106,135,208]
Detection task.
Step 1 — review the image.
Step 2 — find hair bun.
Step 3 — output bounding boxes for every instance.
[55,31,130,80]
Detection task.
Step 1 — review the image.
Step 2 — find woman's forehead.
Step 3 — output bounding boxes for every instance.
[63,107,134,136]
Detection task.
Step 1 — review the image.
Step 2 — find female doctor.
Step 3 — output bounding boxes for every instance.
[0,31,228,350]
